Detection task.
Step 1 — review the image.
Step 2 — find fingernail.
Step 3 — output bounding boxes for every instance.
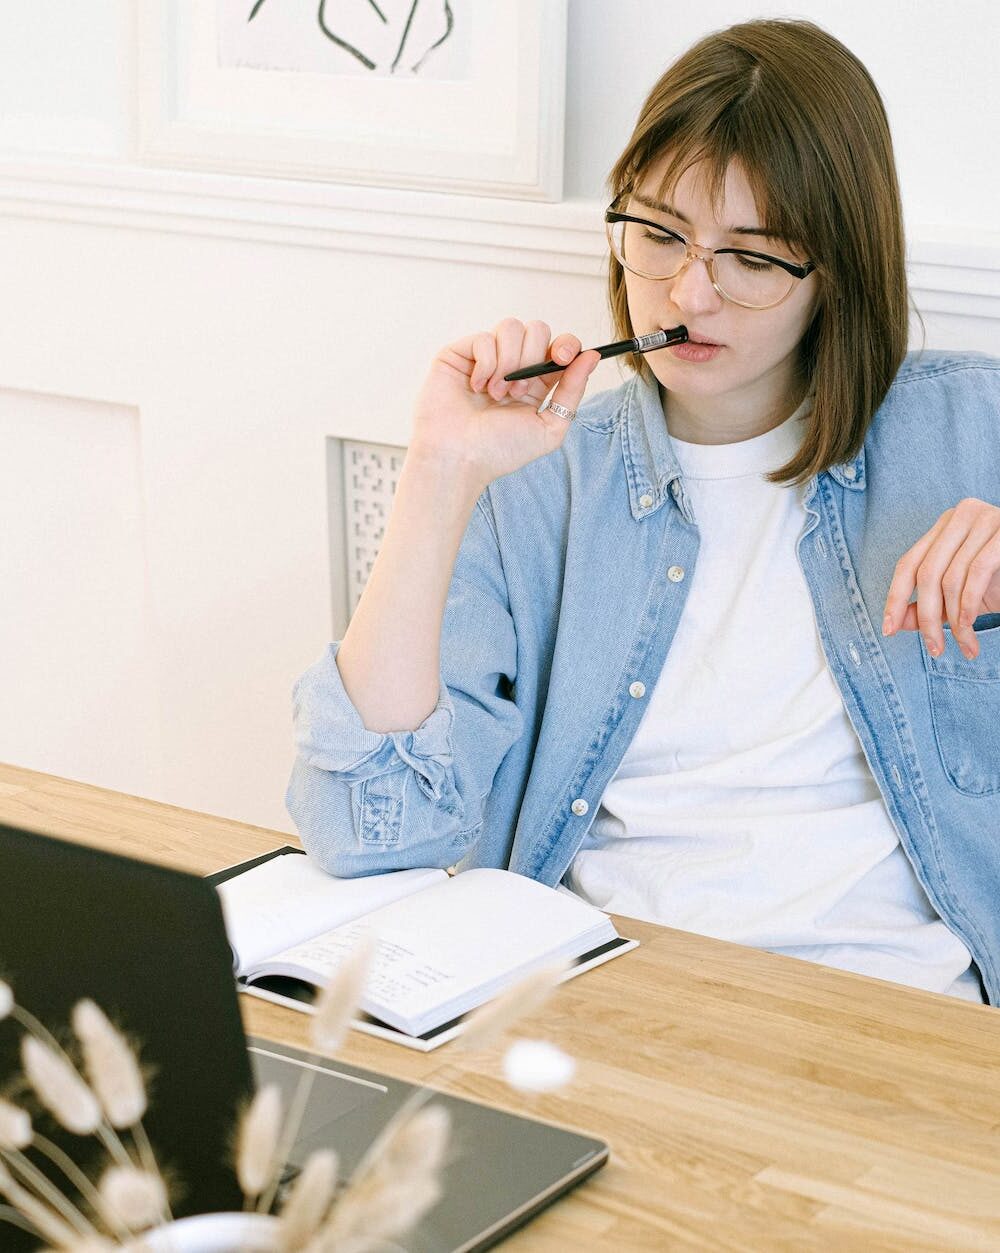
[924,636,938,656]
[556,346,572,363]
[882,614,892,636]
[962,646,975,660]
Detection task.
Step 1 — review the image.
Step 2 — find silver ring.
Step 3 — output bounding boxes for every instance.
[538,397,577,421]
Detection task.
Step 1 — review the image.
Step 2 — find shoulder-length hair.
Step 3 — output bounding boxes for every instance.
[607,18,911,486]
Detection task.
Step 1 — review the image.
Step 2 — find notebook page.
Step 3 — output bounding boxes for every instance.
[256,868,616,1033]
[217,855,447,976]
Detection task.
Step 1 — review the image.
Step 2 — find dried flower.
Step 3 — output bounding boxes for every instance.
[0,1159,80,1247]
[310,931,377,1054]
[44,1241,117,1252]
[0,981,13,1021]
[277,1148,338,1251]
[97,1165,166,1232]
[21,1035,101,1136]
[72,1000,147,1129]
[502,1039,576,1093]
[0,1099,32,1150]
[320,1105,449,1250]
[236,1083,283,1201]
[459,961,568,1052]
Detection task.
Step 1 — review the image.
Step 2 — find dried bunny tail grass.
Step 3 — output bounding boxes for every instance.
[21,1036,101,1137]
[309,930,378,1055]
[256,933,376,1217]
[15,1008,133,1170]
[319,1105,450,1250]
[328,1175,444,1253]
[97,1165,166,1232]
[236,1083,283,1204]
[459,961,569,1053]
[71,1000,147,1129]
[30,1131,133,1243]
[276,1148,338,1252]
[0,1158,85,1247]
[40,1241,118,1253]
[378,1103,450,1180]
[0,1099,32,1149]
[69,1000,169,1219]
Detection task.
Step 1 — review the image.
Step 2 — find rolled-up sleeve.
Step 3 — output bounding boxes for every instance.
[285,491,524,876]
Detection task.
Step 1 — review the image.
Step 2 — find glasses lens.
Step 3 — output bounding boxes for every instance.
[714,251,796,308]
[608,218,686,279]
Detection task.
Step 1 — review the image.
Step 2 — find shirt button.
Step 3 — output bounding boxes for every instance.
[843,465,856,480]
[639,493,653,509]
[667,565,685,582]
[571,798,589,816]
[629,681,646,698]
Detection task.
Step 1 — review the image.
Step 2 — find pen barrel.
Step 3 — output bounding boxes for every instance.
[504,360,565,382]
[503,326,686,382]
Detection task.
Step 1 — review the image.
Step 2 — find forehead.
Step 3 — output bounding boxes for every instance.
[634,153,760,221]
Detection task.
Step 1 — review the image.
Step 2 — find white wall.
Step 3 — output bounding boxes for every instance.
[0,2,997,834]
[565,0,1000,232]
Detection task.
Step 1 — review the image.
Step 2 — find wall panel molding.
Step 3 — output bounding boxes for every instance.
[0,159,997,317]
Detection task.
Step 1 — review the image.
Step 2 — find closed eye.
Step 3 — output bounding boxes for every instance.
[642,227,684,246]
[734,254,775,272]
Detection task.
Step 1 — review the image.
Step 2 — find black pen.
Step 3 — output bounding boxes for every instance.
[503,325,688,382]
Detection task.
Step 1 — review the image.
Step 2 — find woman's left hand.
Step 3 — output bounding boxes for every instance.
[883,499,1000,660]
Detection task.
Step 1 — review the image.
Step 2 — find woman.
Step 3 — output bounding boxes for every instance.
[286,19,1000,1005]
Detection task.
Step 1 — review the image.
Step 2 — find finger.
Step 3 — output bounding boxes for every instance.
[511,331,583,407]
[536,349,601,429]
[489,319,529,402]
[552,333,583,365]
[953,524,1000,658]
[882,510,951,637]
[942,528,988,658]
[913,503,986,655]
[468,333,497,393]
[507,321,555,403]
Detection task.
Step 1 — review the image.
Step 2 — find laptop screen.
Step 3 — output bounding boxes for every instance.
[0,823,253,1247]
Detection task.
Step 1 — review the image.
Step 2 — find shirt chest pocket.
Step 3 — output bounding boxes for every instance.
[924,613,1000,796]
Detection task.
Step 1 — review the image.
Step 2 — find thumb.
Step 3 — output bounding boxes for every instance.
[544,350,601,420]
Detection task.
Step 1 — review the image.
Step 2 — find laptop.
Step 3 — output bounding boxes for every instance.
[0,823,608,1251]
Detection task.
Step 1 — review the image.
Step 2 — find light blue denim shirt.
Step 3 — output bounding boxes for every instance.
[287,349,1000,1004]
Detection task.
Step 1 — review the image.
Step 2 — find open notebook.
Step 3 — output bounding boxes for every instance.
[214,847,638,1050]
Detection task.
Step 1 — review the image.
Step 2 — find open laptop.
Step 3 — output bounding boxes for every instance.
[0,823,607,1251]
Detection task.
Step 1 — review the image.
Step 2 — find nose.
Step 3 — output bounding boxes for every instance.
[667,249,725,317]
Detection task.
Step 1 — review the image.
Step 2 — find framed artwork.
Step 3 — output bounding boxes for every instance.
[137,1,568,199]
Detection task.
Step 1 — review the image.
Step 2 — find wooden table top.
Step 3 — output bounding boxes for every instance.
[2,762,999,1250]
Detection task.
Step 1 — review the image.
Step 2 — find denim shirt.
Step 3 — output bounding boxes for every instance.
[287,349,1000,1004]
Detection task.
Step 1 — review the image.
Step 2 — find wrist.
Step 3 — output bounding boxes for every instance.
[403,441,489,503]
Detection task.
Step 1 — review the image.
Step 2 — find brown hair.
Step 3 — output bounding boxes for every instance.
[607,18,912,486]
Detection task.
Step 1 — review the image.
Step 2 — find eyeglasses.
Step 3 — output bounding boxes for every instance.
[605,196,816,310]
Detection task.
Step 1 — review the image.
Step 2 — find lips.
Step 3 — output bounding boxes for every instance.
[686,334,722,346]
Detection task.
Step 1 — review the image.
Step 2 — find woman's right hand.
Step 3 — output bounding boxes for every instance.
[409,318,602,489]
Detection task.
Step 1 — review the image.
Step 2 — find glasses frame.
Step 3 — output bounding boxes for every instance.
[605,200,816,311]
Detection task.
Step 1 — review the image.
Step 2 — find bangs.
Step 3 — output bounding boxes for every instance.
[618,88,815,256]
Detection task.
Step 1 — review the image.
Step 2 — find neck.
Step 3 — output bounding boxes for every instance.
[661,371,808,446]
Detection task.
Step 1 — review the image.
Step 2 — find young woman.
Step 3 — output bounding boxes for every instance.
[287,19,1000,1005]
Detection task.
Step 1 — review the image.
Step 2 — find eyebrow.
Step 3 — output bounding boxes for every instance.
[630,190,786,241]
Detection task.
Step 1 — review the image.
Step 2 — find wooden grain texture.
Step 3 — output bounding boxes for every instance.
[2,761,999,1250]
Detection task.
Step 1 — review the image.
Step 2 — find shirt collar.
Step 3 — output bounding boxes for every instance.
[620,368,866,522]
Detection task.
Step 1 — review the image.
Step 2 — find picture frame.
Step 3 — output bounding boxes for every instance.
[137,1,568,200]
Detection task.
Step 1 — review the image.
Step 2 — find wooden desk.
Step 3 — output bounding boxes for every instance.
[2,763,1000,1250]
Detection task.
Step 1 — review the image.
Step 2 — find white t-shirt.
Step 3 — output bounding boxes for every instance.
[565,397,985,1004]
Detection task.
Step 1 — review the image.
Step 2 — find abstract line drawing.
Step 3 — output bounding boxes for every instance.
[248,0,455,75]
